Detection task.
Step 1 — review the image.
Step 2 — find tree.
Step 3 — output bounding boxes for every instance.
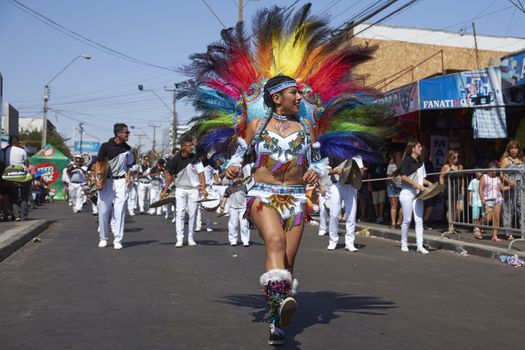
[19,128,72,158]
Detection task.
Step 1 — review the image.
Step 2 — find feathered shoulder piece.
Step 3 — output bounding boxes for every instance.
[185,3,392,162]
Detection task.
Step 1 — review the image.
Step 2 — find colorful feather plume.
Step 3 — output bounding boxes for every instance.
[180,2,393,161]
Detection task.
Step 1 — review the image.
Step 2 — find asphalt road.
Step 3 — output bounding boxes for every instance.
[1,203,524,350]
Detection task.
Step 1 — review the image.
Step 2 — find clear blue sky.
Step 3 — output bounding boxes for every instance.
[0,0,523,151]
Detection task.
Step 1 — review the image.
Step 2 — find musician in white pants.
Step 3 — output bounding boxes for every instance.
[327,156,364,252]
[68,155,87,213]
[96,123,134,250]
[162,139,207,247]
[148,159,166,216]
[317,173,332,236]
[137,156,151,214]
[399,141,433,254]
[127,163,140,216]
[219,179,250,246]
[196,162,221,231]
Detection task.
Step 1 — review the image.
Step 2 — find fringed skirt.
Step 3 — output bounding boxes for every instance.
[246,182,307,231]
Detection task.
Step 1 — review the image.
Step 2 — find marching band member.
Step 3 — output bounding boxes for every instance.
[137,156,151,214]
[148,159,166,216]
[67,155,87,214]
[161,138,207,247]
[127,161,140,216]
[96,123,134,250]
[327,156,365,252]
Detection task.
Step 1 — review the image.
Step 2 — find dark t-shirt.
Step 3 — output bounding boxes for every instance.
[168,153,197,177]
[369,164,387,191]
[400,156,422,176]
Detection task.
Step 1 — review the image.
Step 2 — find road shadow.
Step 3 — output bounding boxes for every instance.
[220,291,395,349]
[123,240,157,248]
[124,227,144,233]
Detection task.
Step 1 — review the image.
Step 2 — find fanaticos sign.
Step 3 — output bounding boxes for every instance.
[419,67,504,110]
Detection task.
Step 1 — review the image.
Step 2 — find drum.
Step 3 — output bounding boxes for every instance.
[340,159,362,190]
[82,184,98,204]
[199,190,221,212]
[92,159,109,191]
[150,188,176,208]
[416,183,444,201]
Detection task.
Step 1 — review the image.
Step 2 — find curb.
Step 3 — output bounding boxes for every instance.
[0,220,51,262]
[354,223,525,260]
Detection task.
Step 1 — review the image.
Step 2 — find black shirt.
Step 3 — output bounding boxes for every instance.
[369,164,387,191]
[168,153,198,177]
[97,138,133,177]
[97,138,131,161]
[400,156,422,176]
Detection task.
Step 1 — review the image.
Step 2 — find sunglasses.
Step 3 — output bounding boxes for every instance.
[119,131,130,134]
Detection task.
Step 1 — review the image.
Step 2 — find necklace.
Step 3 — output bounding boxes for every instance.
[272,112,292,133]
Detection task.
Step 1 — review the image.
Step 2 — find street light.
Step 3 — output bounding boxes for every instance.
[78,122,85,154]
[42,53,91,149]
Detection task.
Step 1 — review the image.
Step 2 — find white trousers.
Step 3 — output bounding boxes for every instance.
[319,193,329,231]
[149,185,162,215]
[69,183,84,212]
[228,207,250,245]
[98,178,128,244]
[175,187,199,242]
[328,183,357,246]
[127,184,137,214]
[197,206,214,229]
[400,188,424,247]
[137,182,151,213]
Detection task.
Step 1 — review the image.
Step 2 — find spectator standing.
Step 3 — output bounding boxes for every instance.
[368,162,387,224]
[386,151,403,229]
[479,162,509,241]
[439,150,465,230]
[468,172,484,239]
[2,136,30,221]
[499,140,525,240]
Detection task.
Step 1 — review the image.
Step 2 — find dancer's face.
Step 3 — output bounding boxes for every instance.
[273,86,302,115]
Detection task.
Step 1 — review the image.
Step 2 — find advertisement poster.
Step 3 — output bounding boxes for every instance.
[419,67,504,110]
[501,50,525,88]
[430,135,448,219]
[377,82,419,116]
[74,140,100,155]
[29,144,69,200]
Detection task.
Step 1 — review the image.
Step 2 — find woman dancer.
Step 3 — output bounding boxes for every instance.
[226,75,323,344]
[399,141,433,254]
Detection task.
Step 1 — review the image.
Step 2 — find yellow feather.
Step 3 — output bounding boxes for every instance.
[270,24,311,77]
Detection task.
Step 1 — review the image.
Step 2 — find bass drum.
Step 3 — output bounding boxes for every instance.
[200,190,221,212]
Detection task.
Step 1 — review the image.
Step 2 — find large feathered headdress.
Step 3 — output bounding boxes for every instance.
[183,3,392,162]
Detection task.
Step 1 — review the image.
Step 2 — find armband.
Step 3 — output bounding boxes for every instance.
[225,137,248,168]
[308,157,328,178]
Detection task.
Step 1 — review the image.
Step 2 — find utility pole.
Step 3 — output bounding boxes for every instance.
[149,123,161,154]
[238,0,243,22]
[135,133,147,158]
[164,86,177,150]
[78,122,85,155]
[472,22,481,71]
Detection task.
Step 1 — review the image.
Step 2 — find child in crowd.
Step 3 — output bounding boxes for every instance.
[468,172,483,239]
[479,162,510,241]
[219,177,250,247]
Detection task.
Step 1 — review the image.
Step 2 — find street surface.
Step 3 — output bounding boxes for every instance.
[1,203,524,349]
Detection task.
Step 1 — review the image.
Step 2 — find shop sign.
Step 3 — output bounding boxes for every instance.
[501,50,525,88]
[376,82,419,116]
[419,67,504,110]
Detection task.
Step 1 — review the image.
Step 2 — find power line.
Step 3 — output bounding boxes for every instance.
[201,0,227,28]
[6,0,175,71]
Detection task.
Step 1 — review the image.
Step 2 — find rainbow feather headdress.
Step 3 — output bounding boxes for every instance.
[182,3,392,162]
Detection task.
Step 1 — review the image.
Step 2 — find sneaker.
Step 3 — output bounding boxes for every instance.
[172,217,176,223]
[188,239,197,246]
[230,242,238,246]
[129,212,135,216]
[195,226,202,232]
[175,241,183,247]
[278,297,297,328]
[98,240,108,248]
[318,229,326,236]
[243,243,250,247]
[345,244,358,252]
[206,228,214,232]
[327,242,337,250]
[268,324,285,346]
[114,242,123,250]
[423,224,432,230]
[417,246,429,254]
[400,244,409,252]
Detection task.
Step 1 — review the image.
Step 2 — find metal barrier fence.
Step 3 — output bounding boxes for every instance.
[441,168,525,251]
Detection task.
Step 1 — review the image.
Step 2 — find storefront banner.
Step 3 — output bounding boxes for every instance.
[472,107,507,139]
[376,82,419,116]
[74,141,100,154]
[419,67,504,110]
[501,50,525,88]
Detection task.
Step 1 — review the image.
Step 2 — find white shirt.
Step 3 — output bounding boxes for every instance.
[203,165,218,187]
[175,162,205,189]
[1,145,27,167]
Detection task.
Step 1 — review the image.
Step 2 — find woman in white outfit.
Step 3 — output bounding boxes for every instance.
[399,141,433,254]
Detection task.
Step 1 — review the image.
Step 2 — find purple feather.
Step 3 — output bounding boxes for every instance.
[196,127,235,157]
[318,131,385,163]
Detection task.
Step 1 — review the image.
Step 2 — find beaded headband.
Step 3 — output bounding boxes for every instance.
[267,80,297,95]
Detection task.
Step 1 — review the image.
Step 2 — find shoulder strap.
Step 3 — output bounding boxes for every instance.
[245,113,272,161]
